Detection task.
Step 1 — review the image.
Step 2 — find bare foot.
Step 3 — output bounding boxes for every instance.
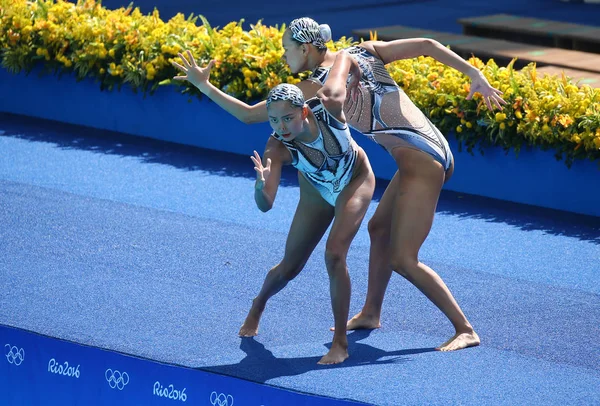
[437,331,480,352]
[238,301,263,337]
[317,343,349,365]
[330,311,381,331]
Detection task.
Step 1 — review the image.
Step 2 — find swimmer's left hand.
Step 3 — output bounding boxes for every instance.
[466,71,507,111]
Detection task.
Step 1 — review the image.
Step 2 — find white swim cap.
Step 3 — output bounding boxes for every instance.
[266,84,305,108]
[289,17,332,50]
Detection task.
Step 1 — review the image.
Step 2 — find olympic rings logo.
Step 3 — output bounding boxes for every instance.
[105,369,130,390]
[210,392,234,406]
[5,344,24,366]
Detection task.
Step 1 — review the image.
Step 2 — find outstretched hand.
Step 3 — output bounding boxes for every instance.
[171,50,215,92]
[466,71,507,111]
[250,150,271,188]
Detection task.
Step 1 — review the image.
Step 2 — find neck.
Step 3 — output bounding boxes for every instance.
[296,111,319,143]
[308,49,334,71]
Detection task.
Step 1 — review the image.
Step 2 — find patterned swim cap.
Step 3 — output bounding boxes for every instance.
[266,84,305,108]
[289,17,332,50]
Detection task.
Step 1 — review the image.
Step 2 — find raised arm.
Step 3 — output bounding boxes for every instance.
[172,50,324,124]
[251,137,291,212]
[361,39,506,110]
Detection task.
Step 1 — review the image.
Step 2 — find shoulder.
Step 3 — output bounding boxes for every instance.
[266,134,293,165]
[350,42,382,60]
[306,97,323,112]
[307,97,346,130]
[296,78,323,100]
[304,66,331,87]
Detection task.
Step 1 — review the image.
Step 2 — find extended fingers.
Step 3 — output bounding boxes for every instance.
[186,50,197,67]
[491,96,506,110]
[170,60,187,73]
[251,151,263,166]
[250,156,261,168]
[177,52,191,69]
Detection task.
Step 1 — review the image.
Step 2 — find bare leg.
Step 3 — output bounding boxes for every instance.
[386,147,478,351]
[319,156,375,365]
[348,161,456,330]
[239,176,334,337]
[345,172,399,330]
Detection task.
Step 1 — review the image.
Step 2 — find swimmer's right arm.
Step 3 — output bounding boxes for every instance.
[172,51,268,124]
[172,51,323,125]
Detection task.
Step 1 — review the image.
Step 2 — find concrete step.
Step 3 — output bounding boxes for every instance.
[457,14,600,53]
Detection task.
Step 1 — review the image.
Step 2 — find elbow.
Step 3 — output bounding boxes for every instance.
[239,113,256,124]
[257,203,273,213]
[255,196,273,212]
[421,38,443,56]
[240,107,266,124]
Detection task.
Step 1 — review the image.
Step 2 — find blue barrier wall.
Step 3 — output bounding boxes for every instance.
[0,68,598,217]
[1,325,366,405]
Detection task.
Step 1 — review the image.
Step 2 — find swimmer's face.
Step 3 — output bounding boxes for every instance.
[281,30,307,74]
[267,100,307,141]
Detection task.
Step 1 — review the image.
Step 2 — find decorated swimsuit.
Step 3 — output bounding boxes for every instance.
[308,45,453,171]
[271,98,358,206]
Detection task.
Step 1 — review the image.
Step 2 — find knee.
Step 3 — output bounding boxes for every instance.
[324,245,346,274]
[277,260,303,282]
[368,216,389,242]
[389,254,418,280]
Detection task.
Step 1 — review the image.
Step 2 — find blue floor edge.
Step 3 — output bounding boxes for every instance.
[0,324,370,406]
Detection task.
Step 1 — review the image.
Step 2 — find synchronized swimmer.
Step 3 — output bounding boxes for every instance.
[172,16,506,362]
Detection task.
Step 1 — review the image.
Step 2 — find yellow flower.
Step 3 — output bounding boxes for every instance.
[427,72,438,82]
[557,115,574,128]
[456,125,463,133]
[495,112,506,122]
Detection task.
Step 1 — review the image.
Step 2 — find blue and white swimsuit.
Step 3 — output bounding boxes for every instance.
[271,98,358,206]
[308,45,453,171]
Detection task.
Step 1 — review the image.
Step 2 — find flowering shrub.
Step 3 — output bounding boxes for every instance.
[388,56,600,164]
[1,0,599,165]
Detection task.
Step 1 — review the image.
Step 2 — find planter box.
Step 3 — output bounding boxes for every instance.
[1,68,598,217]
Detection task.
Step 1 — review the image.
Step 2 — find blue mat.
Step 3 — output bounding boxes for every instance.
[1,113,600,405]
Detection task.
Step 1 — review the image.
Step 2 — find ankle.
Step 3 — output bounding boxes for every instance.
[359,307,381,319]
[455,323,475,335]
